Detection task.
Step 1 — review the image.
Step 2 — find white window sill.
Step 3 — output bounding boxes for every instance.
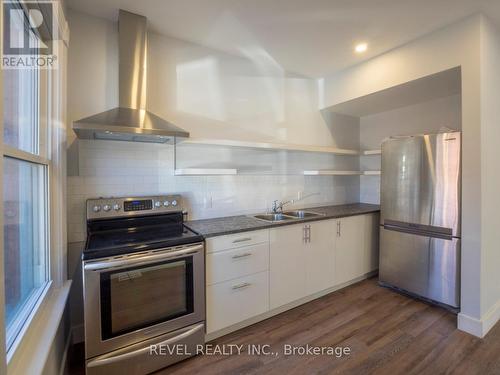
[7,280,72,375]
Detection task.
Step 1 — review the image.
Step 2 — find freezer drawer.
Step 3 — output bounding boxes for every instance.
[379,227,460,308]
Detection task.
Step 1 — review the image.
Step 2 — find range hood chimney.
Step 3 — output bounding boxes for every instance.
[72,10,189,143]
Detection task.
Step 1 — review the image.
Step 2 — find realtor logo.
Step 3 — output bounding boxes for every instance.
[2,0,59,69]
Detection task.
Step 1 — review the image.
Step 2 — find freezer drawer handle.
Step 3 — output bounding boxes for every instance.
[86,323,205,368]
[383,224,453,240]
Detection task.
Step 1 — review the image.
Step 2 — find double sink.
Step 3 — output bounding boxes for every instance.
[253,210,324,222]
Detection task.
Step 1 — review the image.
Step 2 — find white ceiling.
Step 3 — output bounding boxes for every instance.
[66,0,500,78]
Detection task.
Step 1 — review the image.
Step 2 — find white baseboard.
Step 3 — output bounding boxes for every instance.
[482,298,500,335]
[457,313,483,337]
[71,324,85,344]
[458,298,500,338]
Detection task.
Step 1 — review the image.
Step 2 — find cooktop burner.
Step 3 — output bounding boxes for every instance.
[83,195,204,260]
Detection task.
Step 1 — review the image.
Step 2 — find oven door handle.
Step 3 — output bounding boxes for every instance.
[87,323,205,368]
[84,244,204,271]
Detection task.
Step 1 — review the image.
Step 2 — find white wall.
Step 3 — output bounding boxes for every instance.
[359,94,462,204]
[479,17,500,332]
[66,10,118,176]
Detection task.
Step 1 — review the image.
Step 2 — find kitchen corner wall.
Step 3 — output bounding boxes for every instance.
[66,10,361,244]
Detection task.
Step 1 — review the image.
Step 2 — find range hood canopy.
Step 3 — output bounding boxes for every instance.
[73,10,189,144]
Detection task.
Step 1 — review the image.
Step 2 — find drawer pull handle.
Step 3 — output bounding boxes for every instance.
[232,282,251,290]
[232,252,252,259]
[232,237,252,243]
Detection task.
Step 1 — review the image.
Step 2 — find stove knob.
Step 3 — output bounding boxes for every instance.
[163,201,170,207]
[171,200,178,207]
[113,204,121,211]
[92,205,101,213]
[103,204,111,212]
[154,201,162,208]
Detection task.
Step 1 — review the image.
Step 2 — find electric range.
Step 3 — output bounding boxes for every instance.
[82,195,205,375]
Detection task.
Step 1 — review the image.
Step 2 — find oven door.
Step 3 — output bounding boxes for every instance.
[83,243,205,358]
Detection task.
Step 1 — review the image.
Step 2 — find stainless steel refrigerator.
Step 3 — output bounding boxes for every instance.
[379,131,461,309]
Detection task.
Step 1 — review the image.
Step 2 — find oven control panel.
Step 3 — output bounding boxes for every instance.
[87,195,182,220]
[123,199,153,212]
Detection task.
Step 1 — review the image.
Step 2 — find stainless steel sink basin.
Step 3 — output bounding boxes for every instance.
[282,210,324,219]
[252,210,324,222]
[253,213,296,222]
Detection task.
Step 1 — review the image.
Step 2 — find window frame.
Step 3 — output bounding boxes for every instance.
[0,0,61,364]
[0,0,69,371]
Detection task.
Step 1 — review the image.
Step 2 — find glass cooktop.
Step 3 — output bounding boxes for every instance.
[83,213,203,260]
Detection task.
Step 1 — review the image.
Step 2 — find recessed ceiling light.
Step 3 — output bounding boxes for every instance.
[355,43,368,53]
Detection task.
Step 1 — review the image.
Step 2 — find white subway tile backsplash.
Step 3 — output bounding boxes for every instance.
[67,140,369,242]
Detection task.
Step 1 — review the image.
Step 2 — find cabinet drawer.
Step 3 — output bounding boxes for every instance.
[206,242,269,285]
[206,271,269,333]
[206,230,269,254]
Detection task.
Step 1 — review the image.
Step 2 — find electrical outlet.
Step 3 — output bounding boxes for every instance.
[203,196,213,209]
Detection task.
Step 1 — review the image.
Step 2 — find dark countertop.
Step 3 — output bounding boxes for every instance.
[185,203,380,238]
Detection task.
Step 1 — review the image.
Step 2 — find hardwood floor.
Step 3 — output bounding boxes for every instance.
[68,278,500,375]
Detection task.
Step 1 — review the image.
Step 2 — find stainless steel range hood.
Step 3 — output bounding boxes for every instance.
[73,10,189,144]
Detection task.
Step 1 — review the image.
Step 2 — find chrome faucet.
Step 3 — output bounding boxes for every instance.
[270,192,320,214]
[271,199,293,213]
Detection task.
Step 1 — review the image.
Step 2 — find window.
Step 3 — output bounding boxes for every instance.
[2,4,51,353]
[3,159,48,350]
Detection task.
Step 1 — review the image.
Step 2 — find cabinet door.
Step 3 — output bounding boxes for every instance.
[363,213,380,273]
[270,224,307,309]
[207,271,269,333]
[305,220,336,294]
[335,215,365,285]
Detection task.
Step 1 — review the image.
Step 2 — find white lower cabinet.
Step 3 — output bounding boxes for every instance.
[335,215,365,285]
[270,219,337,309]
[206,213,379,335]
[205,230,270,334]
[206,271,269,333]
[305,220,336,295]
[334,213,380,285]
[269,224,307,309]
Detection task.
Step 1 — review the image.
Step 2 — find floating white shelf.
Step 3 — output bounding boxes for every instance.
[363,149,382,155]
[181,138,359,155]
[363,170,381,175]
[303,170,362,176]
[174,168,237,176]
